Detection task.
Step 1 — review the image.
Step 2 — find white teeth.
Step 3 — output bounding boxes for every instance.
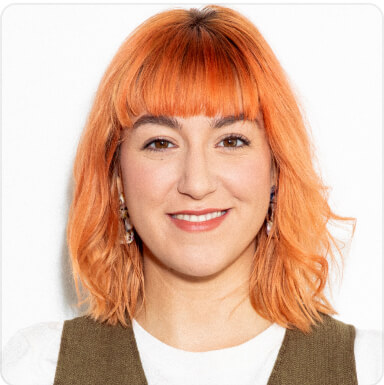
[172,211,226,222]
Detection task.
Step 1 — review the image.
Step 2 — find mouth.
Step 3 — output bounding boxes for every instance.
[170,210,228,222]
[167,209,230,232]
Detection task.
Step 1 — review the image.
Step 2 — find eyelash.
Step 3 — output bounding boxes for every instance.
[217,134,250,150]
[143,134,251,152]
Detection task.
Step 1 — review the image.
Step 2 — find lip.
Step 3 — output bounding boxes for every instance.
[168,209,230,232]
[169,208,227,215]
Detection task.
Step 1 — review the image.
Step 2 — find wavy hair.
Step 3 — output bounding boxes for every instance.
[67,5,355,333]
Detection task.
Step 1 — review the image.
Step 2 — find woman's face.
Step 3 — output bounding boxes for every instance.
[120,114,274,278]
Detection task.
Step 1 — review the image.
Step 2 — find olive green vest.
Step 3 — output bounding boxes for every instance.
[53,313,357,385]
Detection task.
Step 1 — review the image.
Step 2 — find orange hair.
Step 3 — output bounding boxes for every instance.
[67,5,355,333]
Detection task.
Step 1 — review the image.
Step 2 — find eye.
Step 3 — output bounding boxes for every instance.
[144,138,176,152]
[217,135,250,149]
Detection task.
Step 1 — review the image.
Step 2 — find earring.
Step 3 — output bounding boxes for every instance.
[266,185,276,236]
[116,176,134,244]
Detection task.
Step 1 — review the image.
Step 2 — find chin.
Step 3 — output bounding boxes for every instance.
[142,242,248,280]
[170,265,228,280]
[165,251,235,280]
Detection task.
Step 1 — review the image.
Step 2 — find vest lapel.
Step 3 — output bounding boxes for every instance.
[267,314,358,385]
[53,315,148,385]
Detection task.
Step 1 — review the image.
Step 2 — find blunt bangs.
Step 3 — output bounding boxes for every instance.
[113,7,261,125]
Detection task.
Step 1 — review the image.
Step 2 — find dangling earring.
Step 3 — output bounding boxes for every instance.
[266,185,276,236]
[116,176,134,244]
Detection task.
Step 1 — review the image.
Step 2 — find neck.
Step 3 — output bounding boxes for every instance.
[134,244,272,352]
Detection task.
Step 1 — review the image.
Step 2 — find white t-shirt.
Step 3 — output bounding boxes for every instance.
[1,319,382,385]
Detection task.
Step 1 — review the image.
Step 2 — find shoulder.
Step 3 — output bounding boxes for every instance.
[285,313,356,347]
[317,315,383,384]
[307,315,383,385]
[2,321,64,385]
[269,314,358,384]
[354,327,383,385]
[60,315,135,342]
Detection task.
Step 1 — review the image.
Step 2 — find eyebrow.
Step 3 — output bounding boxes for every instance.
[212,114,245,128]
[132,115,181,130]
[131,113,246,130]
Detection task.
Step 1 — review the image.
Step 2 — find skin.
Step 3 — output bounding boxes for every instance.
[120,114,275,351]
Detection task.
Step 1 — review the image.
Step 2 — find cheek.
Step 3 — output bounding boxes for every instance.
[120,152,176,209]
[219,152,272,203]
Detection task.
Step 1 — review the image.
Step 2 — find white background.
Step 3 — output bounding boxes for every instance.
[1,1,382,384]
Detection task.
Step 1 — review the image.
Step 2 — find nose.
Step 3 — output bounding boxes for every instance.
[177,147,217,200]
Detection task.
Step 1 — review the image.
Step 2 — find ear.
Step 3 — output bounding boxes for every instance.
[270,156,278,189]
[116,175,123,195]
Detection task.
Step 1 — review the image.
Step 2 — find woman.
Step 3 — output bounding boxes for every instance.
[2,5,381,385]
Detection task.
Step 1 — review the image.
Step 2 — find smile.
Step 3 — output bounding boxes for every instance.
[171,210,227,222]
[168,209,230,232]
